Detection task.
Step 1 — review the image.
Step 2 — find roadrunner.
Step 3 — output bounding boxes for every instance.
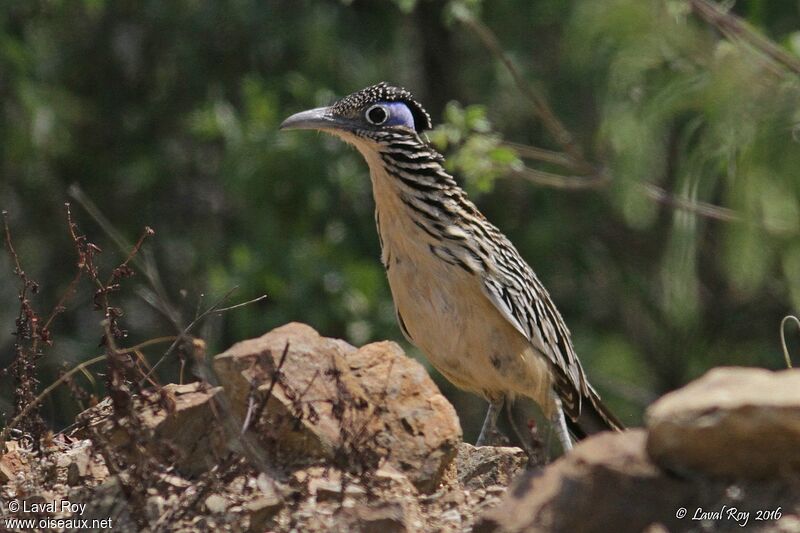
[281,83,622,452]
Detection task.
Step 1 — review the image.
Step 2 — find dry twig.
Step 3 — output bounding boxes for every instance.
[780,315,798,369]
[689,0,800,76]
[457,6,792,232]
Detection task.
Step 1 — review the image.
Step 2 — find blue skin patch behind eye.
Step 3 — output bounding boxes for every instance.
[382,102,415,129]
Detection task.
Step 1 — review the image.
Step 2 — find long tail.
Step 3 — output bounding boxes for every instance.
[566,384,624,440]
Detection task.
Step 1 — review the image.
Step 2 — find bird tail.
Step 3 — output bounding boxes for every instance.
[566,384,624,440]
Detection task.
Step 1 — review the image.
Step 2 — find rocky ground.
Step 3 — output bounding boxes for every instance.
[2,323,799,532]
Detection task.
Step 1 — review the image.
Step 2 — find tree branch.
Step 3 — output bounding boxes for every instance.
[510,166,610,190]
[637,182,741,223]
[460,7,795,232]
[689,0,800,76]
[455,10,595,174]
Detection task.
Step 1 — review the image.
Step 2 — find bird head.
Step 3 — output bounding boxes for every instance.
[280,82,432,146]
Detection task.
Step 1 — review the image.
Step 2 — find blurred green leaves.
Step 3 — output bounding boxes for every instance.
[430,102,521,194]
[565,0,800,333]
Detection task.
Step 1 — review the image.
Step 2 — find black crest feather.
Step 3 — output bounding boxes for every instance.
[331,82,432,133]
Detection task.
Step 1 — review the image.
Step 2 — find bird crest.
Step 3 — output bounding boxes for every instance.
[330,82,432,133]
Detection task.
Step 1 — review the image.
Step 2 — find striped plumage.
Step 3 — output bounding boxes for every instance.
[281,82,622,451]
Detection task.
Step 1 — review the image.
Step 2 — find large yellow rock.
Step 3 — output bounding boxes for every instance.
[646,366,800,479]
[213,322,462,492]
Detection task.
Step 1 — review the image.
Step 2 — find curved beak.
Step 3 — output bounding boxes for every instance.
[280,106,337,131]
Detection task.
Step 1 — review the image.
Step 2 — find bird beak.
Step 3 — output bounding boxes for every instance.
[280,107,338,131]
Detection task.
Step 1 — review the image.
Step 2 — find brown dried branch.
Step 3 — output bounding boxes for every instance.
[689,0,800,76]
[3,211,28,283]
[637,182,741,223]
[105,225,155,288]
[510,166,610,190]
[506,142,748,223]
[0,355,106,449]
[455,10,595,174]
[68,183,182,330]
[141,288,267,384]
[26,337,176,426]
[241,342,291,435]
[41,268,82,336]
[65,203,162,420]
[2,210,47,446]
[500,142,578,170]
[460,9,793,231]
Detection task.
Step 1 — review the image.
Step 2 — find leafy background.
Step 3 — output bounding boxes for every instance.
[2,0,799,440]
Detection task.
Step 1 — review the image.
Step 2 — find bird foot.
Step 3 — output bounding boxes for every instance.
[475,428,509,447]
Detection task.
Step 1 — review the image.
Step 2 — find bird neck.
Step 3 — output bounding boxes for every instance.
[351,134,487,269]
[360,136,457,214]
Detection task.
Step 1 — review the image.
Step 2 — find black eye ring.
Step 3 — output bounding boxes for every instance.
[366,104,388,125]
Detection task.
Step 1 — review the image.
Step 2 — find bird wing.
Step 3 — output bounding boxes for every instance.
[476,226,589,420]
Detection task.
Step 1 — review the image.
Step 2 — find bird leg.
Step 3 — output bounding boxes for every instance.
[550,393,573,452]
[505,400,545,466]
[476,396,505,446]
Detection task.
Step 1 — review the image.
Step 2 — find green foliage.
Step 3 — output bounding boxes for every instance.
[429,102,521,194]
[570,0,800,331]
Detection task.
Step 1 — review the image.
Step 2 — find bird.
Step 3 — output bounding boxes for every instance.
[280,82,622,453]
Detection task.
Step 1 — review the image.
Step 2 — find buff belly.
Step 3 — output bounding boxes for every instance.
[385,242,554,413]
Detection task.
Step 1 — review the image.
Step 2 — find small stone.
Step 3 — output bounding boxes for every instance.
[456,443,527,490]
[311,478,366,501]
[342,502,408,533]
[0,456,16,483]
[292,470,308,485]
[440,508,461,524]
[204,494,229,514]
[0,441,29,483]
[374,463,409,485]
[66,449,90,486]
[485,485,506,495]
[244,495,283,532]
[440,489,465,506]
[145,496,166,522]
[641,524,670,533]
[67,462,81,486]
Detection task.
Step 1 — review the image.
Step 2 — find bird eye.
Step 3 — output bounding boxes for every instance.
[366,105,388,125]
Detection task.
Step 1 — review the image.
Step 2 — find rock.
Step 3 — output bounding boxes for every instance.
[299,467,369,502]
[74,382,226,476]
[1,460,16,484]
[204,494,229,514]
[67,461,81,486]
[347,340,462,492]
[0,440,29,483]
[373,463,417,494]
[80,477,137,530]
[440,508,463,527]
[310,477,367,501]
[143,382,227,475]
[456,443,527,490]
[646,367,800,479]
[213,322,461,491]
[473,430,695,533]
[145,495,166,522]
[215,323,364,462]
[244,494,283,532]
[340,502,410,533]
[64,439,92,486]
[474,429,800,533]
